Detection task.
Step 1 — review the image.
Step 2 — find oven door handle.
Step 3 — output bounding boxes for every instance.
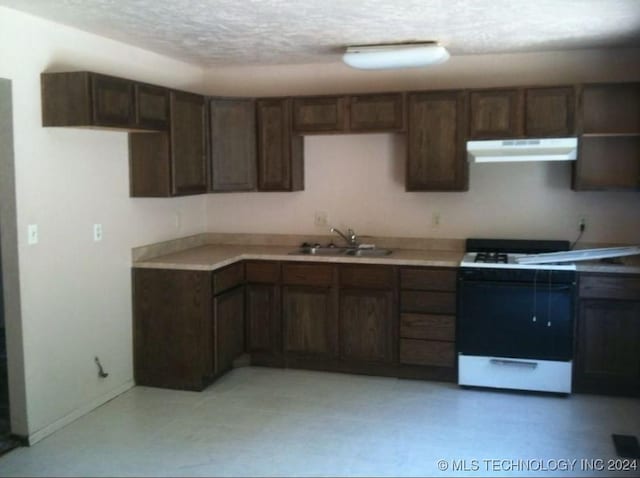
[489,358,538,369]
[460,280,573,291]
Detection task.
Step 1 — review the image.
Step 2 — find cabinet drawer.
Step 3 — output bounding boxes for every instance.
[400,339,456,367]
[245,261,280,283]
[400,268,456,291]
[213,263,245,295]
[400,313,455,341]
[282,263,334,287]
[339,265,395,289]
[401,291,456,314]
[580,275,640,300]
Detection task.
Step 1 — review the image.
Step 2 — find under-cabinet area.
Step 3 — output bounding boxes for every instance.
[41,73,640,195]
[132,252,640,397]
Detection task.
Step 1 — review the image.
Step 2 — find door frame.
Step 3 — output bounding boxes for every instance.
[0,78,28,438]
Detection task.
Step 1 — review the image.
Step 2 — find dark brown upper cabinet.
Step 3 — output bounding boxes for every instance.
[209,98,257,192]
[169,91,208,195]
[574,83,640,191]
[581,83,640,134]
[525,86,575,137]
[469,88,523,139]
[406,90,468,191]
[256,98,304,191]
[41,71,166,131]
[292,96,346,133]
[129,90,207,197]
[135,83,169,130]
[348,93,405,132]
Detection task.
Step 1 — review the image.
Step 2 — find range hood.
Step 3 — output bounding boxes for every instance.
[467,137,578,163]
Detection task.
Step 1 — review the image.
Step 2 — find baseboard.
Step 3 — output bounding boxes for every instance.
[27,380,134,445]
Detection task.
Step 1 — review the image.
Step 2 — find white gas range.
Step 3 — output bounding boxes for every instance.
[457,239,578,395]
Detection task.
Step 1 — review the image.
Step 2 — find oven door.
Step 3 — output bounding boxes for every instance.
[457,280,575,361]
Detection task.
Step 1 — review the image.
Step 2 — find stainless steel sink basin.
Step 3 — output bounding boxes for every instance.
[288,246,392,257]
[345,248,393,257]
[288,246,348,256]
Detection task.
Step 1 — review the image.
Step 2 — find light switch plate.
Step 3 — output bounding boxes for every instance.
[28,224,38,245]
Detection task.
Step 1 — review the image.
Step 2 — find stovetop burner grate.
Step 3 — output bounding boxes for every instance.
[475,252,508,264]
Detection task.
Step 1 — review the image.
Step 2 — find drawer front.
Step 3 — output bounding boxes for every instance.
[401,290,456,314]
[213,262,245,295]
[579,275,640,300]
[400,268,457,291]
[400,339,456,367]
[282,263,334,287]
[339,265,395,289]
[245,261,280,283]
[400,313,455,341]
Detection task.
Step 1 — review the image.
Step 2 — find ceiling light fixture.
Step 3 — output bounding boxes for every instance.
[342,41,450,70]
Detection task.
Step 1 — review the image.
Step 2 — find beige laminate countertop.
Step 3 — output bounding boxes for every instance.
[132,244,464,271]
[132,243,640,274]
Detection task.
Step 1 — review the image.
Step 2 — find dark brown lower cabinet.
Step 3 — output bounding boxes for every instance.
[282,285,338,361]
[339,289,394,364]
[575,300,640,395]
[213,285,245,375]
[574,275,640,396]
[245,261,282,365]
[398,267,457,382]
[133,268,212,390]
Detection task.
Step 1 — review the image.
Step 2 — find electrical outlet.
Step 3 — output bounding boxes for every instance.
[579,217,587,231]
[93,224,103,242]
[27,224,38,245]
[432,212,441,227]
[314,211,328,227]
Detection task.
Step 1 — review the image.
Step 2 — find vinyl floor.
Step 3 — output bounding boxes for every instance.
[0,366,638,477]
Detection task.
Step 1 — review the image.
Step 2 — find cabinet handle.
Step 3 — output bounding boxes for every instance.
[489,358,538,369]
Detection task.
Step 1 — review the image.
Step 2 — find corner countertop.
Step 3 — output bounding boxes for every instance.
[132,244,465,271]
[131,234,640,275]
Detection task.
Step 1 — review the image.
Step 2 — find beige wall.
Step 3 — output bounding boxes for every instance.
[0,7,206,441]
[203,48,640,96]
[204,49,640,245]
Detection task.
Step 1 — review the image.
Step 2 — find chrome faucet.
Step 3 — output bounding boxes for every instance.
[330,227,359,247]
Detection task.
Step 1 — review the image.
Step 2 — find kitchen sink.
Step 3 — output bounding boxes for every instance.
[289,246,392,257]
[344,248,393,257]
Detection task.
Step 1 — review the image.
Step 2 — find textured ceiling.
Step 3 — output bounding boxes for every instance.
[2,0,640,66]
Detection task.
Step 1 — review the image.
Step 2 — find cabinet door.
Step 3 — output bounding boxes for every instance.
[575,299,640,396]
[349,94,404,132]
[574,136,640,191]
[133,268,212,391]
[91,74,134,127]
[340,289,394,364]
[135,83,169,130]
[292,96,346,133]
[170,91,207,195]
[246,283,281,357]
[582,83,640,134]
[129,132,171,197]
[525,87,575,137]
[257,98,304,191]
[469,89,522,139]
[214,286,245,375]
[282,286,338,359]
[209,98,257,192]
[406,91,468,191]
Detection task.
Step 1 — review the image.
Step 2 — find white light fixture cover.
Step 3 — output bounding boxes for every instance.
[342,42,449,70]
